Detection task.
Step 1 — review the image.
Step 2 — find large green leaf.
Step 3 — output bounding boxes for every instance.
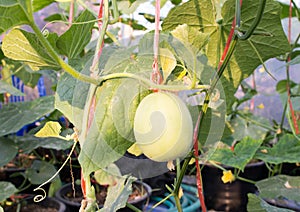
[2,29,60,71]
[255,134,300,165]
[0,80,24,96]
[56,10,95,59]
[207,137,263,170]
[0,182,18,202]
[0,0,33,35]
[14,135,73,154]
[0,137,18,167]
[256,175,300,203]
[55,58,91,131]
[0,96,55,136]
[247,193,294,212]
[162,0,290,108]
[78,79,149,176]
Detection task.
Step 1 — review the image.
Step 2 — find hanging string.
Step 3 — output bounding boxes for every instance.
[151,0,163,85]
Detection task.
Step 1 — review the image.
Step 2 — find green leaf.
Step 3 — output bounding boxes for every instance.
[208,137,263,170]
[2,29,60,71]
[0,137,18,167]
[55,58,91,131]
[256,175,300,204]
[247,193,294,212]
[0,182,18,202]
[117,0,148,15]
[171,24,209,54]
[0,96,55,136]
[25,160,58,184]
[0,80,24,96]
[162,0,291,108]
[0,0,33,35]
[230,113,271,141]
[56,10,95,59]
[100,177,135,211]
[32,0,55,12]
[255,134,300,165]
[14,135,73,153]
[78,79,149,176]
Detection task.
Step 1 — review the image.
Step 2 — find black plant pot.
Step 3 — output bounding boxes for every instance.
[55,181,152,212]
[4,195,66,212]
[202,161,269,212]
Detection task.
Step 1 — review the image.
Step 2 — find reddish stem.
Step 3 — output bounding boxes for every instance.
[151,0,163,85]
[286,0,299,134]
[193,112,207,212]
[68,0,74,27]
[81,0,105,198]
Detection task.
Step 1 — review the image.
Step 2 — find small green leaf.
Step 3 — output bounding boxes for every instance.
[0,182,18,202]
[25,160,58,184]
[0,96,55,136]
[35,121,63,139]
[0,137,18,167]
[2,29,60,70]
[32,0,55,12]
[100,177,135,211]
[208,137,263,170]
[0,80,25,96]
[159,48,177,82]
[255,134,300,165]
[56,10,95,59]
[94,164,121,186]
[171,24,209,54]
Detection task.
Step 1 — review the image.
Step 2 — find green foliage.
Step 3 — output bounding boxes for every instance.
[56,10,95,59]
[255,134,300,165]
[25,160,59,184]
[0,182,18,202]
[162,0,291,108]
[0,96,55,136]
[0,137,18,167]
[2,29,60,71]
[0,0,33,35]
[207,137,263,170]
[256,175,300,205]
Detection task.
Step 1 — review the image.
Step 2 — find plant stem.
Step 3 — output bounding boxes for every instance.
[172,152,194,211]
[125,203,142,212]
[30,23,99,85]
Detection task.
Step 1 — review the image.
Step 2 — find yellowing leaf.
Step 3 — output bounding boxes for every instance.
[127,143,143,156]
[159,48,176,82]
[35,121,62,138]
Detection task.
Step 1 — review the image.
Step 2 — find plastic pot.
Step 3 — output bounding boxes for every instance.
[55,181,152,212]
[201,161,269,212]
[4,195,66,212]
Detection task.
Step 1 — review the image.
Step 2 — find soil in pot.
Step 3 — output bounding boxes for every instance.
[3,195,66,212]
[55,181,151,212]
[202,161,269,212]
